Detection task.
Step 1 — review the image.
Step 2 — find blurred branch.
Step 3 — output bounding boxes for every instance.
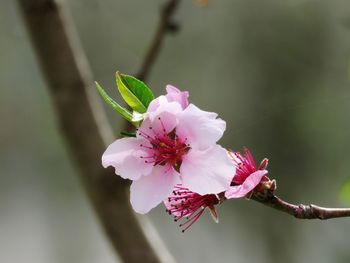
[121,0,181,133]
[137,0,181,81]
[252,192,350,219]
[17,0,174,262]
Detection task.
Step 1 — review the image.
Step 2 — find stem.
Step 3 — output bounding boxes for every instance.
[17,0,174,262]
[137,0,181,81]
[121,0,182,134]
[252,192,350,219]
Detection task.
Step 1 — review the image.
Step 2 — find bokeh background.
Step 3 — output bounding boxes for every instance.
[2,0,350,262]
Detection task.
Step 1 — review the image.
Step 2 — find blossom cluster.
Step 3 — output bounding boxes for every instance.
[102,85,274,231]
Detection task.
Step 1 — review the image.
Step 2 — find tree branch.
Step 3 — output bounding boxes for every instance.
[120,0,181,133]
[17,0,175,262]
[137,0,181,81]
[252,192,350,219]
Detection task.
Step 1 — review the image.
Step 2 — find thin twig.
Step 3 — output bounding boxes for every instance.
[137,0,181,81]
[17,0,174,262]
[121,0,182,134]
[252,192,350,219]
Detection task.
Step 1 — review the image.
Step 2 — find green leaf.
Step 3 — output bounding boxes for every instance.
[339,180,350,204]
[120,131,136,137]
[95,81,133,122]
[116,72,154,113]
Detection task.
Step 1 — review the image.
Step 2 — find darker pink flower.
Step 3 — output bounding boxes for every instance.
[102,86,235,214]
[166,148,273,231]
[165,184,223,232]
[225,148,269,199]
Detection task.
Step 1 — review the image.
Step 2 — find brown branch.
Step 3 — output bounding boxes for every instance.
[252,192,350,219]
[137,0,181,81]
[121,0,182,133]
[17,0,174,262]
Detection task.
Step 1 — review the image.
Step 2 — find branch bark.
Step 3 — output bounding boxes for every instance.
[252,192,350,219]
[17,0,175,262]
[137,0,181,81]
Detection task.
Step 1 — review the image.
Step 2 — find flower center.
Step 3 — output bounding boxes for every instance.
[138,117,190,170]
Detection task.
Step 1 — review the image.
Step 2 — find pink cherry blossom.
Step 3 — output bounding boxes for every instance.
[102,86,235,214]
[225,148,269,199]
[165,184,223,232]
[165,148,271,231]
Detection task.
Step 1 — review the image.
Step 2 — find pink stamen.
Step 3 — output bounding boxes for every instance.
[179,209,205,232]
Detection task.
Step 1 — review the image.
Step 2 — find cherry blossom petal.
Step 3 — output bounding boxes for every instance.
[102,138,152,180]
[225,170,268,199]
[176,104,226,150]
[147,95,167,113]
[147,86,189,113]
[165,85,189,109]
[180,145,235,195]
[130,166,180,214]
[149,100,182,120]
[138,107,179,140]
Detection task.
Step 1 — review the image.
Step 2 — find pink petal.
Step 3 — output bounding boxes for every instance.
[102,138,152,180]
[147,95,167,113]
[138,107,179,139]
[147,86,189,113]
[165,85,189,109]
[180,145,235,195]
[130,166,180,214]
[176,104,226,150]
[149,99,182,119]
[225,170,268,199]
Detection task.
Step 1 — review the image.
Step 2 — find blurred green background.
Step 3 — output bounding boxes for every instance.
[1,0,350,262]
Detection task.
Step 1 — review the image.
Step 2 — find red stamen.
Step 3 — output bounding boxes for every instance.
[166,184,220,232]
[138,118,190,169]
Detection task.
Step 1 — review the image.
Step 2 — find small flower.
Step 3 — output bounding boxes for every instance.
[102,86,235,214]
[165,184,223,232]
[225,148,270,199]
